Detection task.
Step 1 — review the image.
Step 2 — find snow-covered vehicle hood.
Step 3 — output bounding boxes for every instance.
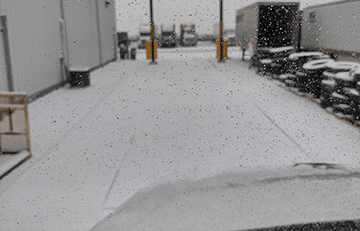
[91,163,360,231]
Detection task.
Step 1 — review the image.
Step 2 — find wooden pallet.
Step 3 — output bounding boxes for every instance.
[0,92,31,179]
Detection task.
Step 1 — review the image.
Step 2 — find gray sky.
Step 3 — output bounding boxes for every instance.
[115,0,337,37]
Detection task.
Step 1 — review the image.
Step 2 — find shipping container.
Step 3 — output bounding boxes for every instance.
[236,2,300,56]
[301,1,360,62]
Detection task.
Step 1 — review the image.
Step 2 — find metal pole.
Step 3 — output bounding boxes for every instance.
[95,0,103,63]
[1,16,14,91]
[219,0,224,62]
[149,0,156,64]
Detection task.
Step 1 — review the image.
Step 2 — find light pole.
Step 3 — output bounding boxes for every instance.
[219,0,224,62]
[149,0,156,64]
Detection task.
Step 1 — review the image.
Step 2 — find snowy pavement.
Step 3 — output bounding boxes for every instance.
[1,42,359,231]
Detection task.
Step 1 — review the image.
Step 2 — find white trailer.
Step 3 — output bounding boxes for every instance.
[301,1,360,62]
[235,2,300,55]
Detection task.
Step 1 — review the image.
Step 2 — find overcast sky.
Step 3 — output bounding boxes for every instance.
[115,0,337,37]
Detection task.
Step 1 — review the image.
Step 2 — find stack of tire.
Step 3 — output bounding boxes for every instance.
[253,46,293,76]
[250,48,271,70]
[258,59,273,76]
[349,67,360,121]
[320,62,360,119]
[281,52,331,91]
[302,59,335,98]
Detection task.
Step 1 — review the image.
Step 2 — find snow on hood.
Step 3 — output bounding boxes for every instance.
[91,164,360,231]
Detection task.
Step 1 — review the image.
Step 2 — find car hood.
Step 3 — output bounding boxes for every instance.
[91,163,360,231]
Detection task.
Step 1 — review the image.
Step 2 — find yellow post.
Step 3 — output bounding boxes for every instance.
[146,40,157,59]
[223,40,228,59]
[216,39,228,60]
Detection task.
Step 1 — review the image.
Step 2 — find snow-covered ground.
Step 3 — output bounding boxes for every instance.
[1,42,359,231]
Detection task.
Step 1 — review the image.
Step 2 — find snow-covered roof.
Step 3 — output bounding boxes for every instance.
[162,25,174,32]
[184,33,195,38]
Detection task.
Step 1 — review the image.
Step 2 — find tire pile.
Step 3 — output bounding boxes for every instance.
[249,46,294,76]
[252,48,360,123]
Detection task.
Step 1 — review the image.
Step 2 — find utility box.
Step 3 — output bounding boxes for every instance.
[236,2,300,56]
[69,69,91,88]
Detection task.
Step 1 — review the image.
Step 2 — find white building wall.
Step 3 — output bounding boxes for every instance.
[63,0,100,70]
[0,0,117,97]
[97,0,117,65]
[63,0,116,71]
[0,0,63,95]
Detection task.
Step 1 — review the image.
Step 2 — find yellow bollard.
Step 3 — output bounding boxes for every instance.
[146,41,158,60]
[216,39,228,60]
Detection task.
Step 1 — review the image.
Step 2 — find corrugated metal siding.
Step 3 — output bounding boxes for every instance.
[301,1,360,53]
[97,0,116,64]
[1,0,63,95]
[64,0,101,70]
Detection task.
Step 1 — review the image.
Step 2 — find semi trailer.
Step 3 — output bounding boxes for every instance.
[301,0,360,62]
[235,2,300,56]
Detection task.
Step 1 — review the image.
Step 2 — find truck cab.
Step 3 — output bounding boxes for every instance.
[138,24,158,49]
[224,29,236,46]
[160,25,176,48]
[181,24,197,47]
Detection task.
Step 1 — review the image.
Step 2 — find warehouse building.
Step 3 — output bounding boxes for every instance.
[0,0,117,101]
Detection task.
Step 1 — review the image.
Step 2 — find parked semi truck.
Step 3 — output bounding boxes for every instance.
[301,1,360,62]
[235,2,300,56]
[223,29,236,46]
[213,23,234,37]
[180,24,197,46]
[159,24,176,47]
[138,23,158,49]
